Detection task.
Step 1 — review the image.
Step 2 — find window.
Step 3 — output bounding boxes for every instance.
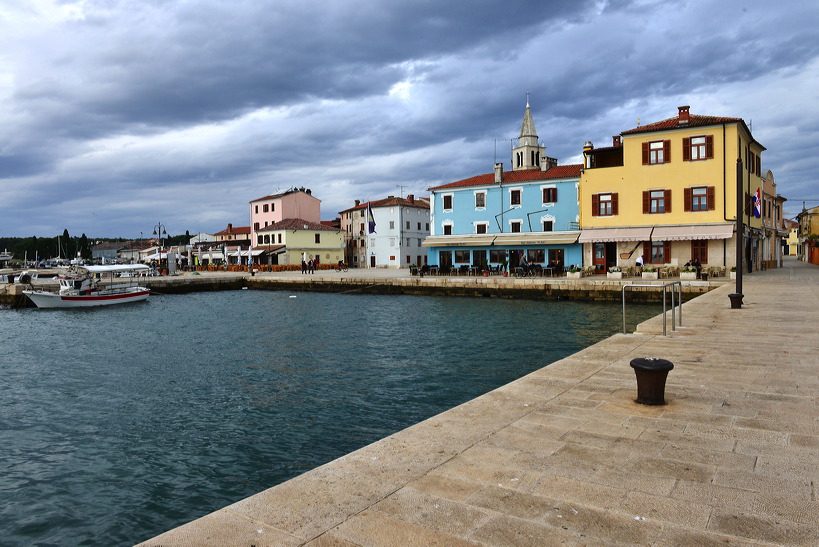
[406,255,411,264]
[417,222,421,230]
[406,221,410,230]
[443,224,452,235]
[475,192,486,208]
[389,238,395,247]
[426,223,429,231]
[257,235,263,244]
[542,220,553,231]
[542,187,558,203]
[359,223,364,233]
[254,222,260,230]
[490,250,504,263]
[472,250,487,266]
[443,194,453,210]
[643,190,671,214]
[510,221,522,233]
[389,221,395,229]
[684,186,715,212]
[454,250,470,263]
[691,240,708,264]
[527,249,545,263]
[642,140,671,164]
[510,189,521,206]
[254,205,258,214]
[314,234,320,244]
[278,234,282,243]
[683,135,714,161]
[476,223,488,234]
[592,193,618,216]
[264,235,270,244]
[648,241,670,264]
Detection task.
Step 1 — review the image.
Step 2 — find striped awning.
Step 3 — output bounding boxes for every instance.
[651,224,734,241]
[578,226,654,243]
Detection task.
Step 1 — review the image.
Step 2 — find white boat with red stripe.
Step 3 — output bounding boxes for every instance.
[23,264,151,308]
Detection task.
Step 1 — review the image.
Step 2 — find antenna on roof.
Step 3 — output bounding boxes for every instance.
[396,185,406,199]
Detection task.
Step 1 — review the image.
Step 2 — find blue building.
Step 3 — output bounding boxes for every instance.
[423,102,582,272]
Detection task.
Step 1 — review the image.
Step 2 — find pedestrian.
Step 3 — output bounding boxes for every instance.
[308,259,315,274]
[301,259,307,274]
[635,254,644,267]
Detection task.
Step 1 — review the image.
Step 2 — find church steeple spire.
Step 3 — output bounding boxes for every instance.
[513,95,546,171]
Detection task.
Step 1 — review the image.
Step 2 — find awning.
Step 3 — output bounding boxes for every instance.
[578,226,654,243]
[422,233,579,247]
[421,236,497,247]
[651,224,734,241]
[493,233,579,246]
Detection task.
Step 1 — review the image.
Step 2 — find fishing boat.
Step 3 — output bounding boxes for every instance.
[22,264,151,308]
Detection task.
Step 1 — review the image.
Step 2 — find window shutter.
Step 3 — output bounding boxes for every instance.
[612,193,619,215]
[591,194,600,216]
[552,188,558,202]
[664,189,672,213]
[756,155,761,175]
[642,191,650,214]
[684,188,692,211]
[663,140,671,163]
[706,135,714,159]
[663,241,671,262]
[682,137,691,161]
[642,142,649,165]
[707,186,716,210]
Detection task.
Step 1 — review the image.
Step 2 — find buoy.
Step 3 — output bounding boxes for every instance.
[289,295,297,298]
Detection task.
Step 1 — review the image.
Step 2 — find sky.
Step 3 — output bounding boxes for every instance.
[1,0,818,239]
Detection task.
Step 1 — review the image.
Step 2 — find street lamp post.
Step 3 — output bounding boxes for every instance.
[153,222,167,275]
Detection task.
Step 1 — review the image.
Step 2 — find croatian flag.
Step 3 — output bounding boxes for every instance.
[367,202,376,234]
[753,187,762,218]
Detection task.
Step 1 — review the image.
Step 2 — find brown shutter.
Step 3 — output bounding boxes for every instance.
[756,155,761,175]
[642,191,650,213]
[664,189,672,213]
[591,194,600,216]
[612,193,619,215]
[663,241,671,262]
[642,142,649,165]
[663,140,671,163]
[707,186,716,210]
[706,135,714,159]
[553,188,558,202]
[684,187,692,211]
[682,137,691,161]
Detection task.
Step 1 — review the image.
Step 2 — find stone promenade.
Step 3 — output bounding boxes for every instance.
[138,258,818,546]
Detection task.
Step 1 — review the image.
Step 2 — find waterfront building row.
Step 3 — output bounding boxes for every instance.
[424,102,789,275]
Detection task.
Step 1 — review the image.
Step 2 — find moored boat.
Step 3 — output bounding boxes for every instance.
[22,264,151,308]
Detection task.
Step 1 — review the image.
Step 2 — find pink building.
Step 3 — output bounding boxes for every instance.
[249,188,321,246]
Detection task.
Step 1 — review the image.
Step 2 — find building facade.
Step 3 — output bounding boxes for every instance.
[255,218,344,266]
[249,188,321,246]
[424,101,582,272]
[760,170,788,268]
[339,195,430,269]
[579,105,766,273]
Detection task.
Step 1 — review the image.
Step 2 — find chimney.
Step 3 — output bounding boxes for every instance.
[355,199,360,206]
[407,194,414,203]
[494,162,503,183]
[678,105,690,125]
[227,223,233,231]
[612,135,621,147]
[305,188,312,195]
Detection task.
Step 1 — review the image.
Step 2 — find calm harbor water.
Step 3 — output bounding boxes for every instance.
[1,290,658,545]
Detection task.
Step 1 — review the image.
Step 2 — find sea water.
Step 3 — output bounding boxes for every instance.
[0,290,658,545]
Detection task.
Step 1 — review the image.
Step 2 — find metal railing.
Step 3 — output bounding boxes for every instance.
[622,281,682,335]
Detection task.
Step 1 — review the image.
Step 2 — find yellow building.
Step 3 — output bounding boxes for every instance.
[256,218,344,266]
[783,219,799,256]
[579,106,765,273]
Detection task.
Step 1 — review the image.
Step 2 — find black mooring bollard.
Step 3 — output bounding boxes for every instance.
[728,293,743,309]
[630,358,674,405]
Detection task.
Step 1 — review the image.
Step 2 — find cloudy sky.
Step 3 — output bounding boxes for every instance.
[2,0,818,239]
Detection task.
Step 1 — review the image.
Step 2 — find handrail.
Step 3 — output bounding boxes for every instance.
[622,281,682,336]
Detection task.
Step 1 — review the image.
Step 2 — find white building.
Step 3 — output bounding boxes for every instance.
[339,195,430,268]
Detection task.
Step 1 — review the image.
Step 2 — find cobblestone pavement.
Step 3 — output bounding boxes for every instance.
[139,257,818,546]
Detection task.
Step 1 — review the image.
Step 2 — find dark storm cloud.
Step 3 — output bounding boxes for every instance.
[1,0,818,237]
